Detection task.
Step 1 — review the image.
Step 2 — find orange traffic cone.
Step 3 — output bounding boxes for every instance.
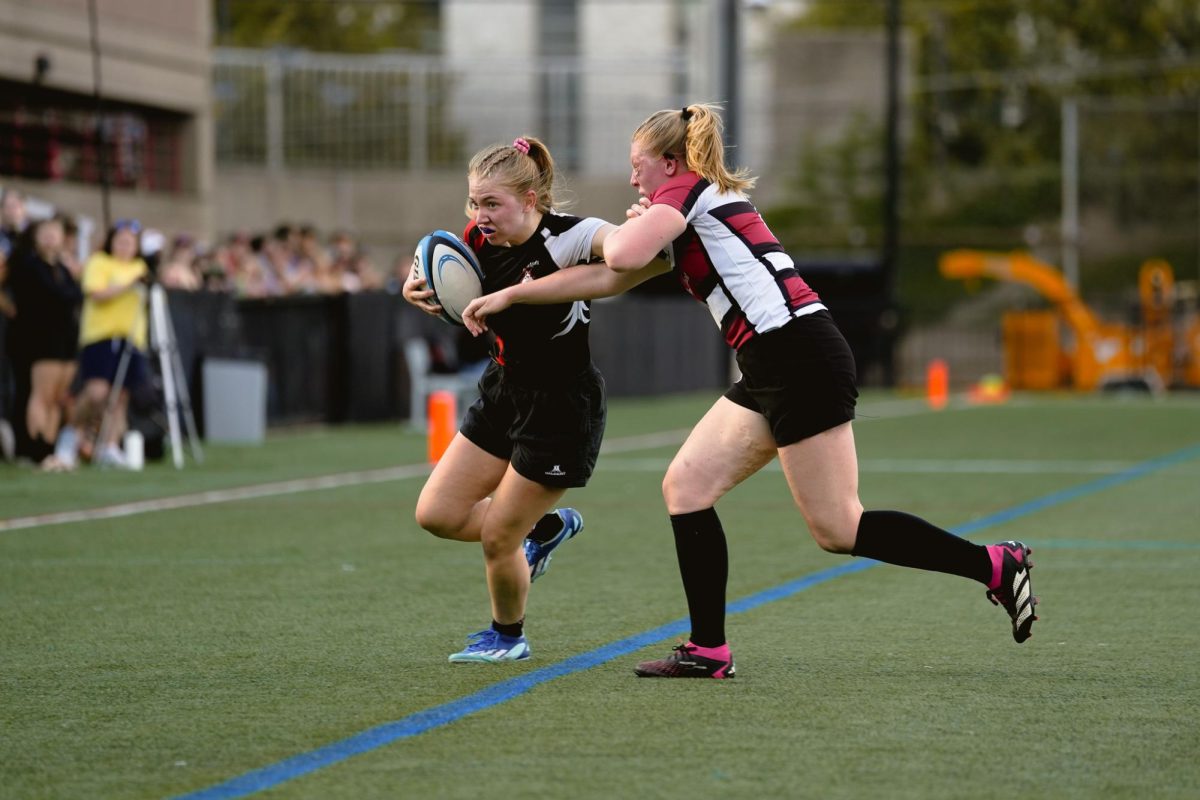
[926,358,949,410]
[427,390,457,463]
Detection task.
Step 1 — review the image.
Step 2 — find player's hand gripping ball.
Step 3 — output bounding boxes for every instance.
[414,230,484,326]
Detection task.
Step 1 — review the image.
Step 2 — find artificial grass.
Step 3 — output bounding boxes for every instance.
[1,392,1198,799]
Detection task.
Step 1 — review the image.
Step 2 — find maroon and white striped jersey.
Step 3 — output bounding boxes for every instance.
[650,171,825,349]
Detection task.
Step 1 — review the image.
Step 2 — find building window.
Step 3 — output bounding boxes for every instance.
[0,81,185,193]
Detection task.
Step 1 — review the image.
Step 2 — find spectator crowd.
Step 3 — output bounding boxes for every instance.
[159,222,389,297]
[0,185,408,469]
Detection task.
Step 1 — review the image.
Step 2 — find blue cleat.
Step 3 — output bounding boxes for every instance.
[524,508,584,582]
[448,628,531,663]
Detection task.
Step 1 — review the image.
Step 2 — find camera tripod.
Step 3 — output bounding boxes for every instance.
[96,284,204,469]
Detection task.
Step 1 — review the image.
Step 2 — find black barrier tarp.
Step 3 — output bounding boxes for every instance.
[160,291,732,428]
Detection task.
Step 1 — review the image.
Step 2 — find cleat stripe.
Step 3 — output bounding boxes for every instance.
[1012,568,1028,597]
[1016,580,1031,607]
[1016,603,1033,627]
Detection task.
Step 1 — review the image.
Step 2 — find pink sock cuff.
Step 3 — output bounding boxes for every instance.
[986,545,1004,590]
[687,641,731,660]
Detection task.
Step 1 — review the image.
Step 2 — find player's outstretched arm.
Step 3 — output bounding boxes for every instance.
[603,202,686,272]
[462,259,669,336]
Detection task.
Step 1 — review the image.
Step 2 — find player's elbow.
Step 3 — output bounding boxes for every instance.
[604,236,643,273]
[602,239,648,273]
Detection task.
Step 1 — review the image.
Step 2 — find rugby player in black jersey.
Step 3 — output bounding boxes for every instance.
[403,136,621,663]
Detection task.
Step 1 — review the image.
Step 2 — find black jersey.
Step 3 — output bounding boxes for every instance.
[464,213,606,384]
[6,250,82,362]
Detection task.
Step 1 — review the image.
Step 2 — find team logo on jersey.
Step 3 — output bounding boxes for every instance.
[520,260,541,284]
[552,300,590,339]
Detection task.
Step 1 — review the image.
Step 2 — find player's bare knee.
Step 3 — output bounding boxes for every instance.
[479,528,520,562]
[662,470,716,515]
[414,501,460,539]
[414,512,452,539]
[661,473,678,511]
[661,479,699,515]
[807,517,856,554]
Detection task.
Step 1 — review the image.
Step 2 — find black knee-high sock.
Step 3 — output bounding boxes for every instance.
[670,508,728,648]
[851,510,992,584]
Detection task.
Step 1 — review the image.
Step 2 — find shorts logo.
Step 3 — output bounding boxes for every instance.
[545,464,566,477]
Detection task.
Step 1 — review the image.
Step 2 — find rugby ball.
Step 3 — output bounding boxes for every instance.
[414,230,484,326]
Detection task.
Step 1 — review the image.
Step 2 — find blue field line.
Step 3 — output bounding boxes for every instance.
[948,442,1200,539]
[174,440,1200,800]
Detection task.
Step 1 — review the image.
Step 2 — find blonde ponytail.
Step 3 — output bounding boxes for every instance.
[633,103,755,194]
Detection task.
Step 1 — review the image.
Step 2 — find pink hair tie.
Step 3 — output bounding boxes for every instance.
[512,137,530,155]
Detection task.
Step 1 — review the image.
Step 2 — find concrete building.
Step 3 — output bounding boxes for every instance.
[0,0,212,242]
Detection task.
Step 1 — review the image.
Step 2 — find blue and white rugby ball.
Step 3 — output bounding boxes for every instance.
[414,230,484,326]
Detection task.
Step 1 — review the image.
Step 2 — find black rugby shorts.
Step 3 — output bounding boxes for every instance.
[724,310,858,447]
[460,360,606,489]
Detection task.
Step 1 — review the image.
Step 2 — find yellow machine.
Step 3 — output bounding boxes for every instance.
[1138,259,1175,387]
[939,250,1200,391]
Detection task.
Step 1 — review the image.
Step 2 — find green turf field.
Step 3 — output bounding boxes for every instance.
[2,391,1199,799]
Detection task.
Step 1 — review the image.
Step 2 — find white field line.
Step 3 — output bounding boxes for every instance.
[599,457,1140,475]
[0,395,973,534]
[0,464,436,533]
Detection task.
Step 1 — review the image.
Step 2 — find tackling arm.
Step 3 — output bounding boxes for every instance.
[602,204,686,272]
[460,258,670,336]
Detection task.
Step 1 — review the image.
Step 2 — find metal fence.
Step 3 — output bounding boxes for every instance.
[213,48,690,175]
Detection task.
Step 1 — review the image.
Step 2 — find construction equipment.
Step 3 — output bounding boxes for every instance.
[939,250,1200,391]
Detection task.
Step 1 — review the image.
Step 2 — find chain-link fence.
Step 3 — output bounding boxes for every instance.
[214,50,462,170]
[213,48,690,175]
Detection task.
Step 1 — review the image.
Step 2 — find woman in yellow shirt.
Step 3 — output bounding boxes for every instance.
[75,219,149,468]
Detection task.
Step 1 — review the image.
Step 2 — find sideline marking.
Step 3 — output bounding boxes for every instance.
[174,440,1200,800]
[0,429,690,534]
[601,456,1153,475]
[0,394,939,534]
[0,465,435,533]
